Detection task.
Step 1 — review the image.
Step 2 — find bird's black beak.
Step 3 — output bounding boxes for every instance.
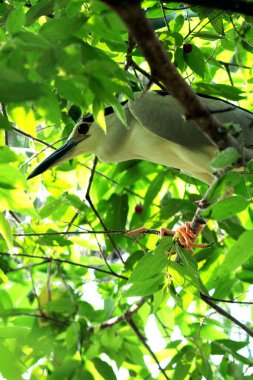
[27,140,77,180]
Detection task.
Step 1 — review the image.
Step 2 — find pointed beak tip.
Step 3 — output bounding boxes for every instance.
[26,139,76,181]
[27,167,42,180]
[27,173,35,180]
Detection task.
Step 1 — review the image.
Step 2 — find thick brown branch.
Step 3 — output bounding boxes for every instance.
[100,298,145,329]
[190,172,222,232]
[101,0,253,161]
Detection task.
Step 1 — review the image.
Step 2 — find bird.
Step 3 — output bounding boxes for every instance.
[27,91,253,251]
[28,91,253,183]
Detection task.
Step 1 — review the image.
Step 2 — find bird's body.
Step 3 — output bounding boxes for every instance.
[28,91,253,184]
[90,105,217,184]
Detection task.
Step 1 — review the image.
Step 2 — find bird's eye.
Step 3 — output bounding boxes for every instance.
[78,122,90,135]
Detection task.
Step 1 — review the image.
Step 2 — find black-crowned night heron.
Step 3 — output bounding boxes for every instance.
[28,91,253,251]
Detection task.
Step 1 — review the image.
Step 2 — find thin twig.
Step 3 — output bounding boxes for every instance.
[230,15,253,48]
[29,267,44,316]
[128,318,170,380]
[12,126,54,149]
[0,252,128,280]
[85,157,124,263]
[200,293,253,338]
[7,260,50,273]
[187,10,224,42]
[164,6,192,11]
[204,295,253,305]
[13,229,160,237]
[160,0,170,32]
[218,60,251,70]
[0,312,68,326]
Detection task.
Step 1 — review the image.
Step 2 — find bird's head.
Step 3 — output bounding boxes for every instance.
[27,118,103,180]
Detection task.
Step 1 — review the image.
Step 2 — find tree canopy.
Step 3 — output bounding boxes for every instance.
[0,1,253,379]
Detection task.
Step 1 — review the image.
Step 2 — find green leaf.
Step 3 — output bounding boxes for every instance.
[193,31,226,40]
[171,14,184,32]
[210,12,224,35]
[206,172,241,203]
[144,171,165,211]
[193,83,245,101]
[0,326,30,339]
[93,358,117,380]
[25,0,55,27]
[6,6,25,35]
[0,115,11,130]
[0,69,46,102]
[202,196,249,220]
[210,147,240,170]
[0,147,18,163]
[167,260,200,295]
[0,188,39,218]
[200,324,226,340]
[0,342,24,380]
[55,77,84,106]
[14,31,51,52]
[213,339,249,353]
[0,212,13,250]
[110,97,127,128]
[219,230,253,276]
[129,240,170,282]
[174,47,186,72]
[104,193,129,230]
[36,94,61,124]
[125,273,165,297]
[93,97,106,132]
[125,239,171,296]
[44,297,76,314]
[183,45,205,78]
[0,165,27,190]
[40,15,85,42]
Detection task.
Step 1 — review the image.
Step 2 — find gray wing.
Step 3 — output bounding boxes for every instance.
[128,92,253,149]
[200,96,253,147]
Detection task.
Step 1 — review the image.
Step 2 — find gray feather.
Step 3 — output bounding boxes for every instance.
[128,92,253,149]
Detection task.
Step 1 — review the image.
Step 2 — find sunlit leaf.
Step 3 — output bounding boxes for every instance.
[183,45,205,78]
[219,231,253,276]
[25,0,55,27]
[93,97,106,132]
[0,212,13,251]
[5,5,25,35]
[8,105,38,135]
[202,196,249,220]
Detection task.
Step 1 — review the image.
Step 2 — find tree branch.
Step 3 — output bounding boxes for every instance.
[0,312,69,326]
[100,297,145,329]
[201,293,253,338]
[127,317,170,380]
[190,171,222,231]
[203,294,253,305]
[101,0,253,162]
[0,252,128,280]
[2,250,252,337]
[163,0,253,16]
[85,157,124,264]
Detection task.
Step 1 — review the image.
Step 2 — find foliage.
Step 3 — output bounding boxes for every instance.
[0,1,253,379]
